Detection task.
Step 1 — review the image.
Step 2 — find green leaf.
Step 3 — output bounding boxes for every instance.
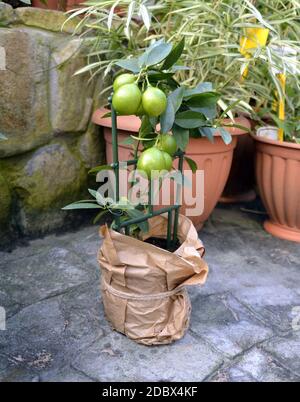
[190,106,216,119]
[100,111,112,118]
[175,111,205,129]
[115,58,140,73]
[161,87,185,134]
[184,157,198,174]
[172,124,189,151]
[88,189,98,199]
[160,98,175,134]
[171,65,190,72]
[139,3,151,31]
[184,82,213,98]
[120,136,134,146]
[198,127,216,143]
[88,189,108,206]
[169,87,185,113]
[185,92,220,107]
[219,128,232,145]
[139,115,153,138]
[185,92,219,119]
[149,116,158,129]
[162,38,185,70]
[148,71,174,84]
[140,42,173,68]
[126,209,149,233]
[93,209,110,224]
[62,202,102,210]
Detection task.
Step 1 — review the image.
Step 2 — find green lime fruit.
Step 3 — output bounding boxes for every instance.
[112,84,142,115]
[162,151,173,172]
[137,147,166,179]
[113,73,135,92]
[158,134,177,156]
[142,86,167,117]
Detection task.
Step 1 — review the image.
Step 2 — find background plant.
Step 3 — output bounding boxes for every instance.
[67,0,300,116]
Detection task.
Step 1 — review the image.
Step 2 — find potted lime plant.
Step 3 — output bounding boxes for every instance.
[67,0,253,211]
[93,39,249,230]
[63,48,210,345]
[68,1,300,207]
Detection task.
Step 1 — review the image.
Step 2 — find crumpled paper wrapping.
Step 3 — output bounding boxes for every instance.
[98,214,209,345]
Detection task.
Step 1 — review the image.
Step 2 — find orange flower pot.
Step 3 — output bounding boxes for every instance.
[252,130,300,243]
[93,109,249,230]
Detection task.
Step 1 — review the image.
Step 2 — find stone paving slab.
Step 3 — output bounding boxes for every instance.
[0,205,300,382]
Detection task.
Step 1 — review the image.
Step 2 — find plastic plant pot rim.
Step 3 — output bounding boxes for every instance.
[92,108,251,137]
[251,127,300,150]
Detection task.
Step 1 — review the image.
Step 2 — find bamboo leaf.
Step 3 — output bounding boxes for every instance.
[139,3,151,31]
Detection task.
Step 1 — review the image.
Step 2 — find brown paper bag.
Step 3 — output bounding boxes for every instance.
[98,214,208,345]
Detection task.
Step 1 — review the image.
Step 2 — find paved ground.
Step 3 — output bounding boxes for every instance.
[0,205,300,382]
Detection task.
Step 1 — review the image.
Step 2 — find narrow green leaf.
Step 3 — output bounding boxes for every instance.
[139,3,151,31]
[162,38,185,70]
[100,111,112,119]
[93,209,110,224]
[62,203,102,210]
[126,209,149,233]
[120,136,134,146]
[199,127,216,143]
[88,189,98,199]
[219,128,232,145]
[139,115,153,138]
[184,156,198,174]
[160,98,175,134]
[161,87,184,133]
[169,86,185,113]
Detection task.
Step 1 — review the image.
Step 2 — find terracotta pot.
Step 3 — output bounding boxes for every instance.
[66,0,84,11]
[93,109,248,230]
[32,0,79,11]
[252,129,300,243]
[32,0,60,10]
[220,132,257,203]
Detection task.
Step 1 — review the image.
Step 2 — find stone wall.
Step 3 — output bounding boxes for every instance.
[0,4,106,245]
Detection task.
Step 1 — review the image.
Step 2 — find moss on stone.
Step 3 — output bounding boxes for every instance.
[0,172,11,226]
[14,8,81,34]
